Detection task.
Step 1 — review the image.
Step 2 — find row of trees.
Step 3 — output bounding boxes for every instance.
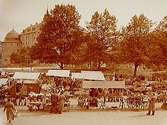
[10,48,31,66]
[11,4,167,76]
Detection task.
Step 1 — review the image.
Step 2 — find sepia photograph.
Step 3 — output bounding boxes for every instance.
[0,0,167,125]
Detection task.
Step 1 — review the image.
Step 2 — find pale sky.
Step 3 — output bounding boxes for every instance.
[0,0,167,41]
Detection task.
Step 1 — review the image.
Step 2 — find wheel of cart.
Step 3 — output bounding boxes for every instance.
[126,97,134,109]
[119,98,125,109]
[142,100,148,110]
[98,100,105,109]
[64,100,70,112]
[27,104,33,112]
[134,98,142,109]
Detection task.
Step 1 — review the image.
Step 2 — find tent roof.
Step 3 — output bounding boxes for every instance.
[82,81,125,88]
[71,73,83,79]
[81,71,105,80]
[13,72,40,80]
[47,70,70,77]
[0,78,8,86]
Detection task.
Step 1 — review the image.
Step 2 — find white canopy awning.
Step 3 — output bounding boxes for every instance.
[13,72,40,80]
[81,71,105,81]
[71,73,83,79]
[82,81,125,89]
[0,78,8,86]
[47,70,70,77]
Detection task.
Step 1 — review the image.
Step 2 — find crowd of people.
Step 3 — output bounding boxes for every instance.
[1,71,167,123]
[75,75,167,112]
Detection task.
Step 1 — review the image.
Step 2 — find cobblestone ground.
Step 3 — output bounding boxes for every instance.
[0,106,167,125]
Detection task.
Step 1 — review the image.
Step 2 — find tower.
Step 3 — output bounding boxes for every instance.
[1,29,21,66]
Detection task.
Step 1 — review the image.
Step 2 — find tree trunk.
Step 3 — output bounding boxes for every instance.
[97,61,101,70]
[133,63,139,77]
[89,61,92,70]
[60,62,64,69]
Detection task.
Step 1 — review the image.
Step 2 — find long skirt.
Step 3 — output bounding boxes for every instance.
[6,110,14,121]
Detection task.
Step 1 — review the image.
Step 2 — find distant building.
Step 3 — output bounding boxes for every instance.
[1,29,22,66]
[1,24,40,66]
[1,10,49,67]
[20,23,41,48]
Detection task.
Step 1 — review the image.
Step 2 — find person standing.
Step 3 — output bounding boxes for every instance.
[147,93,156,115]
[57,95,65,114]
[3,98,16,123]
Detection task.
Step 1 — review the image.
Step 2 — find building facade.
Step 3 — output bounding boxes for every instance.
[20,23,41,48]
[1,22,40,66]
[1,10,49,67]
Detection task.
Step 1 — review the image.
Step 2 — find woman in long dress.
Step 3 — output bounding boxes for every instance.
[4,98,16,123]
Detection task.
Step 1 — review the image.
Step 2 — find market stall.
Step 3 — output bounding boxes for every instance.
[12,72,41,96]
[47,70,70,78]
[0,78,9,106]
[71,71,105,81]
[0,78,8,87]
[81,80,126,109]
[27,92,51,111]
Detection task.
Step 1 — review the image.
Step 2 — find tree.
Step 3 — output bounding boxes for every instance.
[10,48,31,66]
[147,16,167,68]
[33,4,83,69]
[86,9,118,70]
[119,15,152,77]
[156,16,167,32]
[10,53,21,64]
[146,32,167,68]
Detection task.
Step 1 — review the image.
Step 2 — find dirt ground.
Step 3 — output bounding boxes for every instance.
[0,106,167,125]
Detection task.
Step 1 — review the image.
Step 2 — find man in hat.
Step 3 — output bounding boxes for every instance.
[57,95,65,114]
[4,98,16,123]
[147,92,157,115]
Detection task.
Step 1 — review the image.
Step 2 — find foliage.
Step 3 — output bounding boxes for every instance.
[86,9,118,69]
[33,4,83,69]
[28,4,167,73]
[147,16,167,68]
[10,53,20,64]
[118,15,152,76]
[10,48,31,66]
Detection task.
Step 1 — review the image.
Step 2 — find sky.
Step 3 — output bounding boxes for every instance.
[0,0,167,41]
